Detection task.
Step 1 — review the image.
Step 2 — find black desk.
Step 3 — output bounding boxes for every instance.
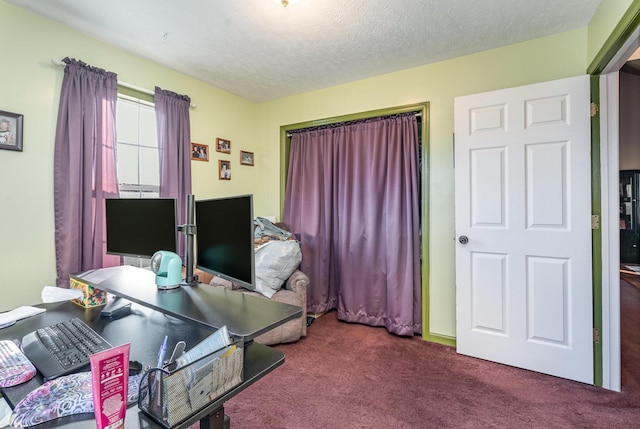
[0,302,287,428]
[1,266,303,428]
[71,266,302,341]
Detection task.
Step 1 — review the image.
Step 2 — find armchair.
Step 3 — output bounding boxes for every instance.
[196,268,308,345]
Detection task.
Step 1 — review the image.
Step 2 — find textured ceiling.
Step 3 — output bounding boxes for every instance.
[6,0,601,102]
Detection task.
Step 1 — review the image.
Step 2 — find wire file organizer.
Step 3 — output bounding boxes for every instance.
[138,340,244,428]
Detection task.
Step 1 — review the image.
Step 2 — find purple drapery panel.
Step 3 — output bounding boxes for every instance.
[283,115,422,336]
[154,87,192,261]
[53,58,120,288]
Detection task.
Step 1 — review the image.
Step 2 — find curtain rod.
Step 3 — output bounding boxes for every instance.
[285,111,422,137]
[51,58,196,108]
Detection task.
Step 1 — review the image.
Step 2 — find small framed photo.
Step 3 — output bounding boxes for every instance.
[240,150,254,166]
[0,110,23,152]
[191,142,209,161]
[216,138,231,154]
[219,160,231,180]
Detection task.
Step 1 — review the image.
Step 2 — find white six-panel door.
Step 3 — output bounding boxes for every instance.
[454,75,593,384]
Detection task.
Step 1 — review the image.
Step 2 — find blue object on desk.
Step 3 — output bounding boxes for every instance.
[151,251,182,290]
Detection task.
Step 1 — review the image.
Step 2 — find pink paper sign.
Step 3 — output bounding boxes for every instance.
[90,343,130,429]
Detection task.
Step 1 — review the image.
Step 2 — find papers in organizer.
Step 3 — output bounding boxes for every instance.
[0,306,46,328]
[173,326,233,390]
[174,325,232,369]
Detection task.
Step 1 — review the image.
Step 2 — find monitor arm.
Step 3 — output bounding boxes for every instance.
[179,194,198,286]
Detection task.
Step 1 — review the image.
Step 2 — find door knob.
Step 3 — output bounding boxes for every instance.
[458,235,469,245]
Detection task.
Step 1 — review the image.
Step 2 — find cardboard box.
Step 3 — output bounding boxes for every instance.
[70,277,107,308]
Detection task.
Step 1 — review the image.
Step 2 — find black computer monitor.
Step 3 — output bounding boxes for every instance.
[195,194,255,290]
[105,198,178,258]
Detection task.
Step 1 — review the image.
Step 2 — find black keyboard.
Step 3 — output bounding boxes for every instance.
[21,318,113,381]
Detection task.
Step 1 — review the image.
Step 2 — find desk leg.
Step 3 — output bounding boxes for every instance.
[199,407,229,429]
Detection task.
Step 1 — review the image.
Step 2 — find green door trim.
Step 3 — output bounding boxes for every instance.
[587,0,640,387]
[277,103,451,345]
[590,75,603,387]
[587,0,640,76]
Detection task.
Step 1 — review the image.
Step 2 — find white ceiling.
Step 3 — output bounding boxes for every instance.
[6,0,601,102]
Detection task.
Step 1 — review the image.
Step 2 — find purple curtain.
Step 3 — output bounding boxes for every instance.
[53,58,120,288]
[154,87,192,260]
[283,115,422,336]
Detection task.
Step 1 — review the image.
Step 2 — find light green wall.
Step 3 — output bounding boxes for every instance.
[0,1,263,311]
[587,0,635,65]
[256,29,588,338]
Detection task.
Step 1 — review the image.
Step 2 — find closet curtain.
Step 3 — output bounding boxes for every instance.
[53,58,120,288]
[283,114,422,336]
[155,87,192,260]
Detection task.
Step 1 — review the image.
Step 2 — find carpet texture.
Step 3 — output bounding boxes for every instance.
[223,282,640,428]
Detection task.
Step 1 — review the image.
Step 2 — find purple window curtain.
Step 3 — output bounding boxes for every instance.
[154,87,192,261]
[53,58,120,288]
[283,115,422,336]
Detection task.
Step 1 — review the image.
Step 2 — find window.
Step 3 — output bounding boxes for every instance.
[115,96,158,198]
[115,95,158,267]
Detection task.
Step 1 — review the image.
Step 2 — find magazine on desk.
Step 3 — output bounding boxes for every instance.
[138,326,244,428]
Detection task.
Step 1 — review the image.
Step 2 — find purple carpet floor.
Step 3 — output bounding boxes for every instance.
[223,281,640,428]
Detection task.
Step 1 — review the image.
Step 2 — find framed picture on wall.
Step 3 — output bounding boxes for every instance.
[216,138,231,154]
[219,160,231,180]
[0,110,23,152]
[191,142,209,161]
[240,150,254,166]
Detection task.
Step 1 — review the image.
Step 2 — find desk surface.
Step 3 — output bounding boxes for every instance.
[0,301,286,429]
[72,265,302,341]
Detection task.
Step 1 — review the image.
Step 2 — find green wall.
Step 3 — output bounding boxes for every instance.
[588,0,635,65]
[0,1,263,311]
[255,29,589,339]
[0,0,631,341]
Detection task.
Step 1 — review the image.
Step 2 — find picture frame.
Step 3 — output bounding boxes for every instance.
[240,150,254,166]
[219,160,231,180]
[191,142,209,161]
[216,138,231,154]
[0,110,23,152]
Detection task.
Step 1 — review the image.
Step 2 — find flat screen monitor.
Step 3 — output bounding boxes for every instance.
[105,198,177,258]
[195,194,255,290]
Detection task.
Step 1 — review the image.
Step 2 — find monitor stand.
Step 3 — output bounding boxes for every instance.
[100,295,132,317]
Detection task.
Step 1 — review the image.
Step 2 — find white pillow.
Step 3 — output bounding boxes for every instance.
[252,240,302,298]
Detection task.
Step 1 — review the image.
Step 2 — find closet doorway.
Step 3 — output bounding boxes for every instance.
[278,103,435,339]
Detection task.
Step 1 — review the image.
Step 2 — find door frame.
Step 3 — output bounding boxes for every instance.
[278,102,440,340]
[589,3,640,391]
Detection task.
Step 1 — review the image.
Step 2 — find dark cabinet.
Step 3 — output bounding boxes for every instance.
[620,170,640,264]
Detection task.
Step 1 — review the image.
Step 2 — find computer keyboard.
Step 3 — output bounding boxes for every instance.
[0,340,36,387]
[21,318,113,381]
